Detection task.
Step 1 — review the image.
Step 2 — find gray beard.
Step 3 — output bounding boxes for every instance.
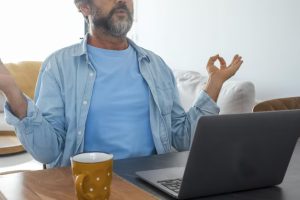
[91,6,133,38]
[105,16,133,37]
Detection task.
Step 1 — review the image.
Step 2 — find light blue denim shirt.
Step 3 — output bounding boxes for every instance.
[4,35,220,168]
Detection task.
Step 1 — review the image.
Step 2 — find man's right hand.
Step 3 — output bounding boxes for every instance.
[0,59,27,119]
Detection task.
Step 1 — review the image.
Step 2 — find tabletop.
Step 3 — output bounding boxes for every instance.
[1,140,300,200]
[0,167,157,200]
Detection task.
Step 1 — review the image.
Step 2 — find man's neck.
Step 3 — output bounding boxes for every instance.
[88,28,129,50]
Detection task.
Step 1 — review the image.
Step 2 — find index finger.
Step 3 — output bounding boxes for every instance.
[207,54,219,65]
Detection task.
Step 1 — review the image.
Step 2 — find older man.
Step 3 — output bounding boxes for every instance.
[0,0,243,167]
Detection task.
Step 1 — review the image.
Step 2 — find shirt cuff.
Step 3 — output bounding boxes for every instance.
[4,97,37,127]
[193,90,220,114]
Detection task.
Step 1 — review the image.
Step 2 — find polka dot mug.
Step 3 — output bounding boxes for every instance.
[71,152,113,200]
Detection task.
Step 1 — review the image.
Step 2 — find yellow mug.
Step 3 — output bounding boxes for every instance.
[71,152,113,200]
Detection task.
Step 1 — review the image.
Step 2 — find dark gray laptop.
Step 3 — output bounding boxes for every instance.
[136,110,300,199]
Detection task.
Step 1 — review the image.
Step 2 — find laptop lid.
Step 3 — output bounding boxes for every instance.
[136,110,300,199]
[179,110,300,199]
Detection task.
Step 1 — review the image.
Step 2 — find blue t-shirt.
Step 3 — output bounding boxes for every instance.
[84,44,155,159]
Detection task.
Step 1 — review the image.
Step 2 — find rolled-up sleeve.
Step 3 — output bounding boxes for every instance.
[4,97,41,130]
[193,90,220,114]
[3,59,66,165]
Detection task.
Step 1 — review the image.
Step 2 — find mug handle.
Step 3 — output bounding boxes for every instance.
[75,174,96,200]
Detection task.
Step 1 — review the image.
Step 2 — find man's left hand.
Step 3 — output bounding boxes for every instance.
[206,54,243,84]
[203,54,243,102]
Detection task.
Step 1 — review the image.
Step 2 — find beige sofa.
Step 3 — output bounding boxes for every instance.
[0,62,256,132]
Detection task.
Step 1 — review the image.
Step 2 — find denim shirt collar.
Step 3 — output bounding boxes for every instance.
[72,33,150,63]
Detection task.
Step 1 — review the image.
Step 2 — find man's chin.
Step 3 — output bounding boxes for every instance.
[109,21,132,37]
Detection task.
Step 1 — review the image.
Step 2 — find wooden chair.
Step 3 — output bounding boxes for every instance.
[253,97,300,112]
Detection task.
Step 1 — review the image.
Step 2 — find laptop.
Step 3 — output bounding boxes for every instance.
[136,110,300,199]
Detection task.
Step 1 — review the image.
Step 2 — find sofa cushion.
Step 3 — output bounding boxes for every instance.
[173,69,255,114]
[218,81,255,114]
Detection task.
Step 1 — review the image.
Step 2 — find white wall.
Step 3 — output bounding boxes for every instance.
[135,0,300,100]
[0,0,84,62]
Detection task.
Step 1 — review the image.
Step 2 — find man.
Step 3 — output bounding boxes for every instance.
[0,0,243,168]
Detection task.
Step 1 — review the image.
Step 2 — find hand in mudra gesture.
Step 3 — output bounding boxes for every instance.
[206,54,243,84]
[204,54,243,102]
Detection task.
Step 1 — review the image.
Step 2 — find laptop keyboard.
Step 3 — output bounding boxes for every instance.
[157,178,182,193]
